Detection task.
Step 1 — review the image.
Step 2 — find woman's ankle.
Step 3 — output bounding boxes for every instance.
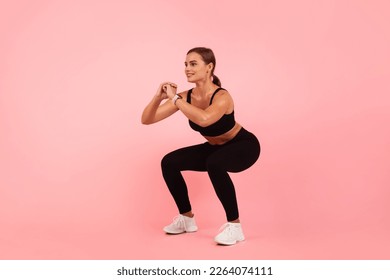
[181,211,194,218]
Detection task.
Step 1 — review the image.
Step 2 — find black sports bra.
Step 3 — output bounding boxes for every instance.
[187,88,236,137]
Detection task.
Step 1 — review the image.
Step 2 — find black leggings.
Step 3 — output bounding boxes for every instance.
[161,128,260,221]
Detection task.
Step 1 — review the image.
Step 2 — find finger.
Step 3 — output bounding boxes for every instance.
[160,82,170,89]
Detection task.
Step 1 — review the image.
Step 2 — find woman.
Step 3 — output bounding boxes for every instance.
[141,47,260,245]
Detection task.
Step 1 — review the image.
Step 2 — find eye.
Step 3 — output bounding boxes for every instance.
[190,62,196,66]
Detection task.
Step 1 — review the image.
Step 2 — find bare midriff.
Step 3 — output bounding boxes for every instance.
[204,122,242,145]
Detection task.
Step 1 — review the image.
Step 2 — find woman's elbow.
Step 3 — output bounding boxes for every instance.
[141,116,152,125]
[197,117,212,127]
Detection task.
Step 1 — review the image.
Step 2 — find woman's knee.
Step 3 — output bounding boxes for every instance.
[161,152,176,170]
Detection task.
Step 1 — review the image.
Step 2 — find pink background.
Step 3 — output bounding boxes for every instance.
[1,0,390,259]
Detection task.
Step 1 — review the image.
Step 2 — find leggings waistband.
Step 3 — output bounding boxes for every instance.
[226,127,259,145]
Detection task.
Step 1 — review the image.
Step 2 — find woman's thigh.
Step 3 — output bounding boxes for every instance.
[162,142,216,171]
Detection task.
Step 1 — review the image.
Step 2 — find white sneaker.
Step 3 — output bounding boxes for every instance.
[163,214,198,234]
[214,222,245,245]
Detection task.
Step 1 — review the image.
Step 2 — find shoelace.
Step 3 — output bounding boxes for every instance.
[218,223,235,236]
[172,215,185,228]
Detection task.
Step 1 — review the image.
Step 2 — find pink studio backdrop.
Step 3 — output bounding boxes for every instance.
[1,0,390,259]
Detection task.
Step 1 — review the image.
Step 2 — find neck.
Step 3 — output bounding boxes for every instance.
[194,79,217,97]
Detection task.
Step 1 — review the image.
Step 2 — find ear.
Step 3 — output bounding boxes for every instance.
[207,62,214,72]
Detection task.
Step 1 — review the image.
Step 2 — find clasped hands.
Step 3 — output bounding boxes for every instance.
[156,82,178,101]
[162,82,178,99]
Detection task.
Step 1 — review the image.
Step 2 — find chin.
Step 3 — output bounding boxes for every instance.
[188,75,201,82]
[187,78,196,83]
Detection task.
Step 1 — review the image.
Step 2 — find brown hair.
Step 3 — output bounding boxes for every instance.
[187,47,221,87]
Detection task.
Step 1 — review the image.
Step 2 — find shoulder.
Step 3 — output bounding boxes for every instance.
[215,87,232,96]
[213,88,233,101]
[211,88,234,112]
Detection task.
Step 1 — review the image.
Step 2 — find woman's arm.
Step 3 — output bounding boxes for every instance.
[141,83,179,125]
[166,85,231,127]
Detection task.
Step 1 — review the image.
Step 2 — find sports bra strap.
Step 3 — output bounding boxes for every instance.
[186,88,193,103]
[209,88,225,105]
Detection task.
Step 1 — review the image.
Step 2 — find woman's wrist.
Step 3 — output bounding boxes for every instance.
[172,94,182,105]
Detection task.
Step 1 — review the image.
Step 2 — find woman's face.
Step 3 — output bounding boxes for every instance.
[184,52,212,83]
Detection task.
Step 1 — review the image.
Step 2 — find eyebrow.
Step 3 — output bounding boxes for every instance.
[185,60,198,64]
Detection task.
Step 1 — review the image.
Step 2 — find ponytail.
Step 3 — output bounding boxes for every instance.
[212,74,222,87]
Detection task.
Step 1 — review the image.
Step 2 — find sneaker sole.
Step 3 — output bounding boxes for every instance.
[215,237,245,246]
[163,228,198,234]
